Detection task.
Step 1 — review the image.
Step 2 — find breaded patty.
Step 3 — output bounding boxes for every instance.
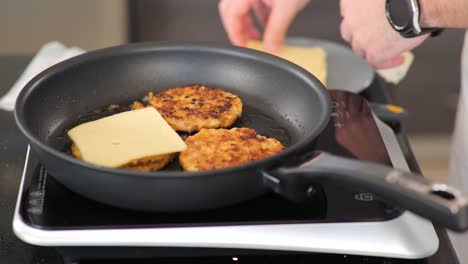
[71,143,174,172]
[148,85,243,133]
[179,128,284,171]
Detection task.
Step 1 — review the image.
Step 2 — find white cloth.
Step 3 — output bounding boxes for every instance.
[0,41,85,111]
[449,31,468,263]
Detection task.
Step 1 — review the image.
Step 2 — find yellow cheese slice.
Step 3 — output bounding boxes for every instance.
[67,107,186,168]
[376,51,414,84]
[247,40,328,86]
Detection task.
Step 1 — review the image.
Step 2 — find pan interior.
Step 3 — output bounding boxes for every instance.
[57,100,293,171]
[17,44,329,170]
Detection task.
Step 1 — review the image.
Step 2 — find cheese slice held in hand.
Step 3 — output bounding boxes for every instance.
[67,107,186,168]
[247,40,328,86]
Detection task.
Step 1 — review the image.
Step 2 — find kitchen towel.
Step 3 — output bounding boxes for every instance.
[0,41,85,111]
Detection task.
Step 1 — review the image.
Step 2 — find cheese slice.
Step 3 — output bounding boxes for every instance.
[67,107,186,168]
[247,40,328,86]
[377,51,414,84]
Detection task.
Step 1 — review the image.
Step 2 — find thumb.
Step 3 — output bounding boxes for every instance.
[262,1,304,52]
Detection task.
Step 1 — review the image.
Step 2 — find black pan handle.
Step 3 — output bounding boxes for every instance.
[264,152,468,232]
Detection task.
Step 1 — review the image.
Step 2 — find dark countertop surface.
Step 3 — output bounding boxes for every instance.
[0,55,460,264]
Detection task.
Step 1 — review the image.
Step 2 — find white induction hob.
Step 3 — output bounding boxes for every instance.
[12,93,439,260]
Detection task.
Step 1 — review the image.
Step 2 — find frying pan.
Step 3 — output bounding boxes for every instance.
[14,42,468,232]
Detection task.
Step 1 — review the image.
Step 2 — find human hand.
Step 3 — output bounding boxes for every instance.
[218,0,310,52]
[340,0,429,69]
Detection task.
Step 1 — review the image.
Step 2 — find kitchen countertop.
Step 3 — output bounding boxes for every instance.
[0,55,460,264]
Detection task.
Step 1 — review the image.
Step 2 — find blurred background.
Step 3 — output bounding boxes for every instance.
[1,0,465,182]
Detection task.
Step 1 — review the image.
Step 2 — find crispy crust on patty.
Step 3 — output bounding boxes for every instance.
[71,143,174,172]
[147,85,243,133]
[179,128,284,171]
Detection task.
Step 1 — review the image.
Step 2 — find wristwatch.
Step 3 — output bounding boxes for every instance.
[385,0,443,38]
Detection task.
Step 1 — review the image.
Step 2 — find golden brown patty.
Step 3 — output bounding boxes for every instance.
[148,85,243,133]
[71,143,174,172]
[179,128,284,171]
[131,101,145,110]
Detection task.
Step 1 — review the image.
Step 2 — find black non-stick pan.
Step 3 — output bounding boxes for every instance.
[15,43,468,232]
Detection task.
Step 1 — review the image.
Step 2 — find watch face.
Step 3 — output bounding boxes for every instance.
[388,0,412,28]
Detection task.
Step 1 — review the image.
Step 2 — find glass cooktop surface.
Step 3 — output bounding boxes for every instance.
[19,91,402,230]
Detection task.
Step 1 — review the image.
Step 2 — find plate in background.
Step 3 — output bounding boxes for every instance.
[286,37,375,93]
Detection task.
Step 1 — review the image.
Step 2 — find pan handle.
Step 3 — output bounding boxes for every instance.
[265,152,468,232]
[368,103,408,124]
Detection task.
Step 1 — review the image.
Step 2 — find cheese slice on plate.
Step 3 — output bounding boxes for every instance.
[67,107,186,168]
[247,40,328,86]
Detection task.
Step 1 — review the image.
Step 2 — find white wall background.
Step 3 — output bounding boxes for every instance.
[0,0,128,53]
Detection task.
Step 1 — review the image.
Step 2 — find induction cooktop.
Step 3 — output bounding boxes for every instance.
[12,91,439,261]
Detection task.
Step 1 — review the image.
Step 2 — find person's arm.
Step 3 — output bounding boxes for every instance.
[420,0,468,28]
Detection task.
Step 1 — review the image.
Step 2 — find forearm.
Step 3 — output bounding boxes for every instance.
[420,0,468,28]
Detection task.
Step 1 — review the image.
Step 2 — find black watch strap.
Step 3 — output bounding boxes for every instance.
[400,27,443,38]
[429,29,444,37]
[386,0,444,38]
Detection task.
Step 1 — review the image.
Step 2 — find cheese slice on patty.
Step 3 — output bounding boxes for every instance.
[247,40,328,86]
[67,107,186,168]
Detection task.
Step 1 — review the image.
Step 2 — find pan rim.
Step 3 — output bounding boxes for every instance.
[14,41,331,178]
